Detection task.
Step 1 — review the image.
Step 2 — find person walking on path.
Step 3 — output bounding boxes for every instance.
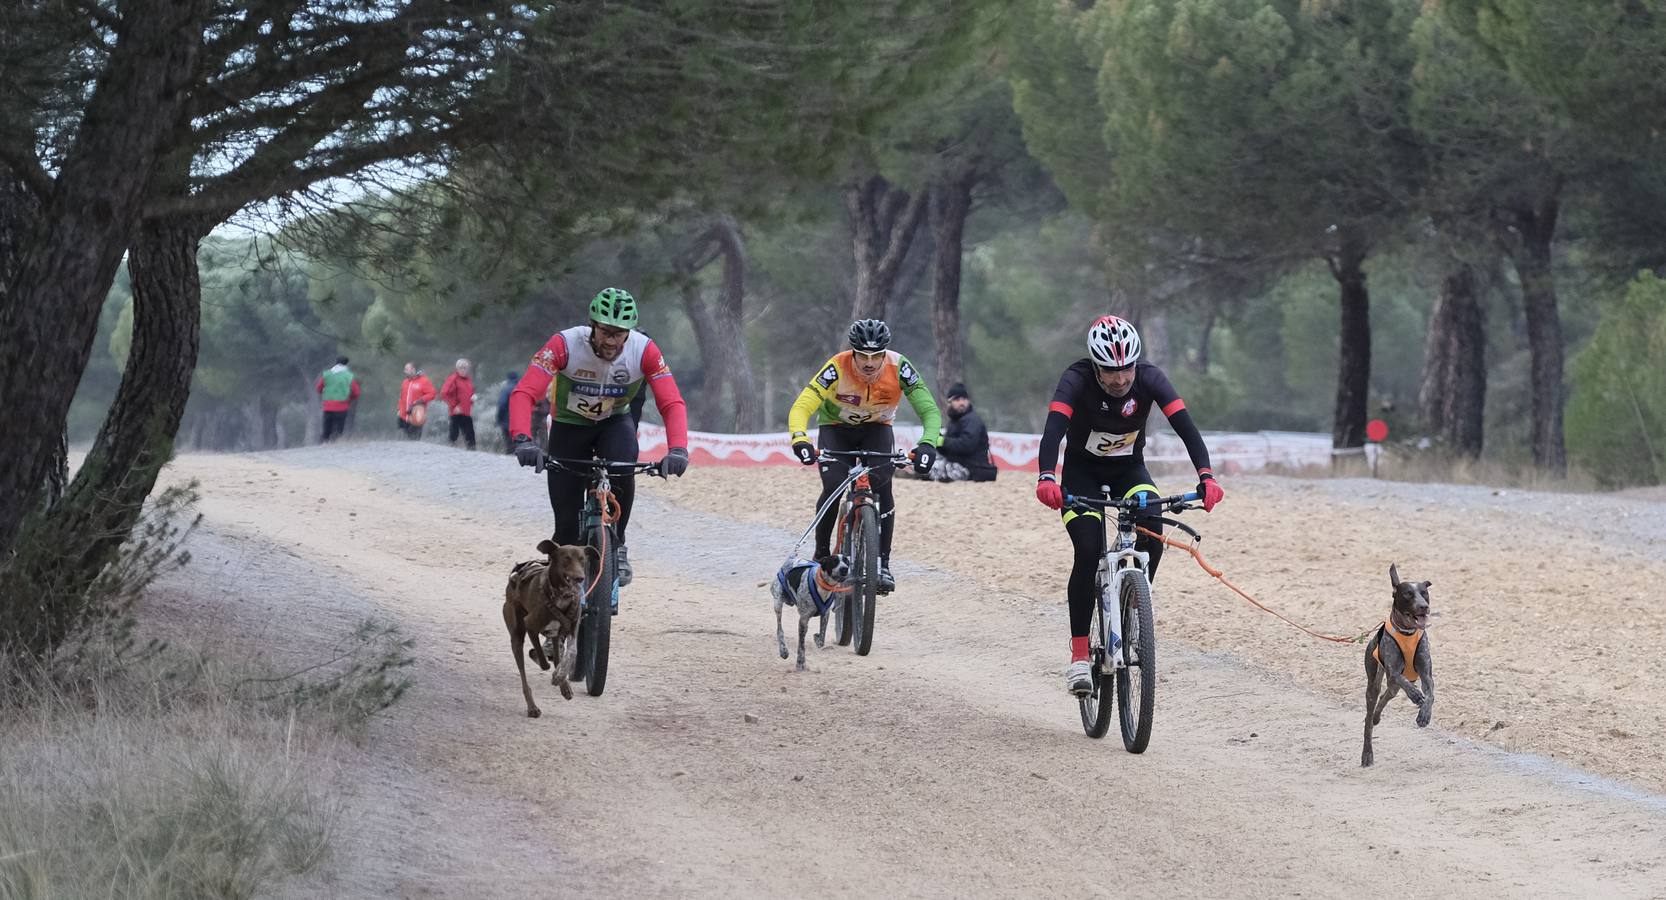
[315,356,361,443]
[441,358,478,450]
[397,362,437,440]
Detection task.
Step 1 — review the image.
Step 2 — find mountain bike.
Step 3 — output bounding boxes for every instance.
[818,449,911,657]
[537,454,662,697]
[1064,488,1200,751]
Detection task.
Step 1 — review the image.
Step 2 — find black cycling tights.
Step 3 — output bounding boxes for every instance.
[1065,514,1166,638]
[813,423,896,563]
[1062,462,1166,639]
[546,416,637,546]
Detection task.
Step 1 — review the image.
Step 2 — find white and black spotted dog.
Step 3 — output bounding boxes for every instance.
[772,556,840,671]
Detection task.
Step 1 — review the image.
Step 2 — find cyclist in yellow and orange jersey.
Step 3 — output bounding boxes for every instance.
[788,318,941,593]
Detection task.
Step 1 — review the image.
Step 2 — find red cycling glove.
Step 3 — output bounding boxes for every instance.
[1036,474,1063,510]
[1197,472,1224,512]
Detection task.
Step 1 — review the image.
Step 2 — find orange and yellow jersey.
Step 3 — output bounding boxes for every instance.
[787,350,941,442]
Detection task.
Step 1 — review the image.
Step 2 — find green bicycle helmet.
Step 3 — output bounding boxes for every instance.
[588,287,639,329]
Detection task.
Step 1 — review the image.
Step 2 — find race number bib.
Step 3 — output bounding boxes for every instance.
[566,391,615,421]
[1085,429,1138,457]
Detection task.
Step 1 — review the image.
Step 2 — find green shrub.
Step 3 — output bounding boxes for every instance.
[1567,272,1666,487]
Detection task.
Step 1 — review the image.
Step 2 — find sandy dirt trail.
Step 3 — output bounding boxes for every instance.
[154,444,1666,899]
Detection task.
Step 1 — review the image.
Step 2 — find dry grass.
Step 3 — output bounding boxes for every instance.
[0,621,412,900]
[1249,449,1604,492]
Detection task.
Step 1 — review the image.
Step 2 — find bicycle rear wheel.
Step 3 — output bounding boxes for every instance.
[1079,595,1114,738]
[853,504,879,656]
[1115,570,1156,752]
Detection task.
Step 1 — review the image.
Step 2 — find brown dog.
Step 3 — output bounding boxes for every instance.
[503,540,588,718]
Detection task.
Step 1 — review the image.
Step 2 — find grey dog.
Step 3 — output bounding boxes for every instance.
[772,557,840,671]
[1362,563,1434,767]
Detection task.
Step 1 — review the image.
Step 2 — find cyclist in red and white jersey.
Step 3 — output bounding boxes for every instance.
[509,288,690,585]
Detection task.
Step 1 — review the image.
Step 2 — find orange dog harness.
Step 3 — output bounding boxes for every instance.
[1372,619,1423,682]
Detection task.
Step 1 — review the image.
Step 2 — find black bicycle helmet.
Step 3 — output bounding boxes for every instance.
[848,318,891,353]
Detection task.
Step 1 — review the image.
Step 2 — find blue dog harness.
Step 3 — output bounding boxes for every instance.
[777,562,834,617]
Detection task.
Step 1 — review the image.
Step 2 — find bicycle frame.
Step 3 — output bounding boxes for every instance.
[789,450,909,558]
[1068,490,1200,670]
[1097,516,1151,669]
[539,455,661,602]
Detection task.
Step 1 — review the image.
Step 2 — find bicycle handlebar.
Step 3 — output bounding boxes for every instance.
[539,454,663,478]
[1063,491,1200,512]
[815,449,913,466]
[1065,491,1203,541]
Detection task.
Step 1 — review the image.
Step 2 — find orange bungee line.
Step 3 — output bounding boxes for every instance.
[1134,526,1376,645]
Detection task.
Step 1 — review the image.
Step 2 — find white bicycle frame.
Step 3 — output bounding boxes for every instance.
[1094,513,1151,672]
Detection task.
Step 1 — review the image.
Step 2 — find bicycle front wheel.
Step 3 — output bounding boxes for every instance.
[853,503,879,656]
[1079,594,1114,738]
[834,515,854,647]
[1115,570,1156,752]
[579,528,617,697]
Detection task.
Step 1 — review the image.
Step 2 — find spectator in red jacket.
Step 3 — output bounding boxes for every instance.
[315,355,361,443]
[397,362,437,440]
[440,358,477,450]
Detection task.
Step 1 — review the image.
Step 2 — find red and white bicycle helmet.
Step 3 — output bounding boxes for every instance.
[1086,315,1142,368]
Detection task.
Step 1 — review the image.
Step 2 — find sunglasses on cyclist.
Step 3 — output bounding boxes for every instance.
[1094,362,1135,375]
[853,349,887,361]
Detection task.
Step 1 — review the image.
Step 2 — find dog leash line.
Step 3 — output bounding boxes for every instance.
[1135,526,1375,645]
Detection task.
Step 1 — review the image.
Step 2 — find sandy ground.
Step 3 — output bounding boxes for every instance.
[656,466,1666,793]
[145,443,1666,898]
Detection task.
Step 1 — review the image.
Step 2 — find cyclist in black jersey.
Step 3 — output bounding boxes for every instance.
[1034,315,1225,696]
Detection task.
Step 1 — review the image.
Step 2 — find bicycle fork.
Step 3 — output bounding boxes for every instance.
[1097,543,1150,670]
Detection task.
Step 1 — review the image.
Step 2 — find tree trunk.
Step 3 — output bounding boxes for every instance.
[1141,313,1171,368]
[1330,226,1372,454]
[1418,260,1486,457]
[846,174,929,321]
[1195,299,1219,374]
[299,368,323,445]
[1498,188,1566,474]
[3,174,67,510]
[0,173,40,305]
[674,229,724,430]
[709,217,763,432]
[0,216,205,655]
[888,224,934,312]
[258,394,281,449]
[930,172,973,391]
[675,217,763,433]
[0,0,207,555]
[25,218,205,591]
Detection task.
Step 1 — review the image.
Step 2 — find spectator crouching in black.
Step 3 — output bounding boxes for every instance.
[928,382,997,482]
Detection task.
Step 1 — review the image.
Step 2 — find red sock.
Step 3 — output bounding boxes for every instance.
[1070,636,1090,662]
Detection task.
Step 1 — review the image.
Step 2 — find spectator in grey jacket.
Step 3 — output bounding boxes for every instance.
[929,382,998,482]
